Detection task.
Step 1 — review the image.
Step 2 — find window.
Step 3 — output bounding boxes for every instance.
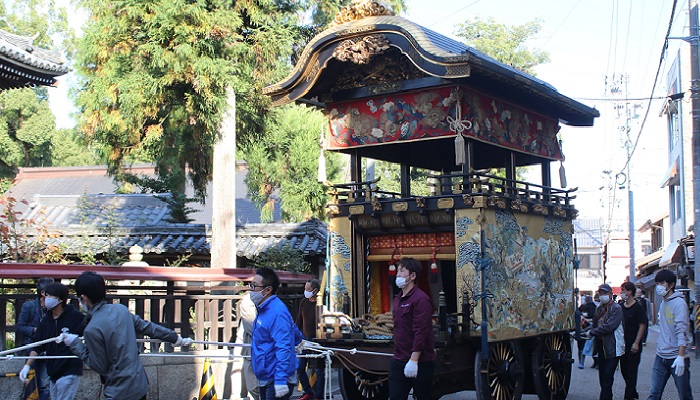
[668,102,681,150]
[670,184,682,222]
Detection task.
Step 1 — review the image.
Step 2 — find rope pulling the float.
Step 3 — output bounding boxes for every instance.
[0,336,393,399]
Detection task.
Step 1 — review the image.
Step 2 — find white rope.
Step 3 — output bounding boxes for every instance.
[135,338,250,348]
[310,344,392,357]
[0,353,250,361]
[0,335,62,356]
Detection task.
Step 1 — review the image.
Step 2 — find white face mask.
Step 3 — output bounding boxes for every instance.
[620,293,628,301]
[249,290,265,306]
[395,277,409,289]
[45,297,60,310]
[304,290,315,299]
[598,295,610,304]
[79,299,88,313]
[655,285,669,297]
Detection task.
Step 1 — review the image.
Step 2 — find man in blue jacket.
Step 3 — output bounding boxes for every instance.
[250,267,302,400]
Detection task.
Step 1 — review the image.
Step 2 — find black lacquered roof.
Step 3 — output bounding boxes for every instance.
[265,14,598,126]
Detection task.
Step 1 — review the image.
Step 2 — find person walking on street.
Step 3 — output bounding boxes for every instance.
[646,269,693,400]
[578,295,597,368]
[296,279,325,400]
[63,271,192,400]
[636,288,653,345]
[587,283,624,400]
[619,281,648,400]
[20,282,84,400]
[232,292,259,400]
[250,267,302,400]
[16,277,53,400]
[389,258,435,400]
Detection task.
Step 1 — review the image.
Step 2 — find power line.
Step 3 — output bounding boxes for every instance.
[573,94,672,102]
[621,0,633,73]
[606,0,614,74]
[538,0,583,50]
[618,0,679,175]
[425,0,482,28]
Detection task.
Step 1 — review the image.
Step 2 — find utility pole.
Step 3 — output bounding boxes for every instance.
[688,0,700,356]
[607,74,637,283]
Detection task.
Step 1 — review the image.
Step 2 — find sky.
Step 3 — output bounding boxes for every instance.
[48,0,684,236]
[404,0,683,235]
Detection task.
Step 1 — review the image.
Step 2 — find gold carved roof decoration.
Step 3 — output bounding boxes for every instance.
[330,0,395,28]
[262,15,472,100]
[332,34,390,65]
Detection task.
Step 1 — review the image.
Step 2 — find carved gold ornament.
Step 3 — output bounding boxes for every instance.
[349,205,366,215]
[330,0,395,27]
[333,34,391,65]
[371,196,382,211]
[553,206,566,218]
[533,204,549,216]
[392,202,409,212]
[437,198,454,209]
[488,196,506,209]
[462,194,474,206]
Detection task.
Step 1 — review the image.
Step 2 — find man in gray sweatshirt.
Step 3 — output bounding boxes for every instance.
[647,269,693,400]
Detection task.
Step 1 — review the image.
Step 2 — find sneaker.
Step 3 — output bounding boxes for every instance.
[300,394,314,400]
[578,363,584,369]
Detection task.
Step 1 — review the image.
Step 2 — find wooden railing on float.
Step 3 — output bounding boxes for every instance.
[326,171,577,208]
[0,264,310,352]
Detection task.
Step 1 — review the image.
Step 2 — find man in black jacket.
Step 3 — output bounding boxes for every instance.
[16,277,53,400]
[20,282,85,400]
[587,283,623,400]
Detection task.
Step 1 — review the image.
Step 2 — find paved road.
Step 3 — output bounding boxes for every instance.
[440,325,699,400]
[305,325,699,400]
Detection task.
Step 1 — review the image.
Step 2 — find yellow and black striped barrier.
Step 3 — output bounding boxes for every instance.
[198,358,217,400]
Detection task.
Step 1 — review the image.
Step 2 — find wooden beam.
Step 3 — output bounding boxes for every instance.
[0,263,312,283]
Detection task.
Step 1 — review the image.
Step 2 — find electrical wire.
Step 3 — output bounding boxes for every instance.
[573,95,672,102]
[425,0,482,28]
[606,1,616,75]
[538,0,583,50]
[617,0,679,175]
[621,0,633,73]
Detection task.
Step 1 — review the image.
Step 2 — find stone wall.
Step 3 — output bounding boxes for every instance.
[0,350,233,400]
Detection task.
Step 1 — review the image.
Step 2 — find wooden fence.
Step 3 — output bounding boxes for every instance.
[0,265,309,352]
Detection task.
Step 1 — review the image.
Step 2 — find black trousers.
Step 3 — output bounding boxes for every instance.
[597,355,619,400]
[388,358,435,400]
[620,349,642,400]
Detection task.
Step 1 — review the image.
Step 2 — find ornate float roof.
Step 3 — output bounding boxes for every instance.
[264,0,598,127]
[0,30,70,90]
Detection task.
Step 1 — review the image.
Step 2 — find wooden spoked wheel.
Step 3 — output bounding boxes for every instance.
[532,332,572,400]
[338,368,389,400]
[475,341,525,400]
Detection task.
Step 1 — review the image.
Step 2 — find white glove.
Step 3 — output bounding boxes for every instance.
[60,332,78,346]
[274,384,289,397]
[302,340,320,349]
[174,335,193,347]
[404,360,418,378]
[671,355,686,376]
[19,365,30,383]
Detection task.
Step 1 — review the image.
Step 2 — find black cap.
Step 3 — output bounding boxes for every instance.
[598,283,612,293]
